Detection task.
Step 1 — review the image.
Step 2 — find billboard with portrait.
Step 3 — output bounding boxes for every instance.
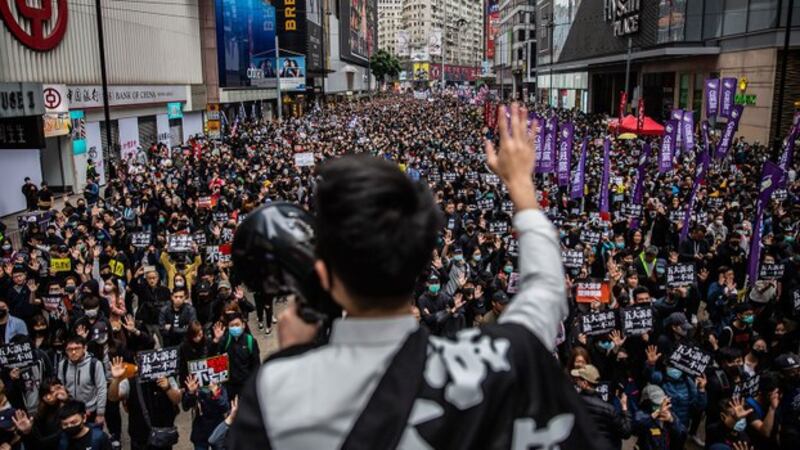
[250,56,307,91]
[339,0,377,66]
[215,0,276,88]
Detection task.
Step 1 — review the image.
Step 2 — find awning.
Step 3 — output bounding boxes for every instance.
[342,65,359,73]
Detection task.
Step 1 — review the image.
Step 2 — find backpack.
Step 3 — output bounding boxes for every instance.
[61,357,100,387]
[57,424,106,450]
[224,333,253,355]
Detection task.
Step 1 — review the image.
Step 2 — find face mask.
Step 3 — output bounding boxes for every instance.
[742,315,754,325]
[472,254,481,262]
[666,367,683,380]
[1,244,11,252]
[175,280,185,288]
[0,308,7,318]
[429,284,441,294]
[63,423,84,438]
[615,242,625,249]
[733,418,747,432]
[504,265,513,274]
[65,285,76,293]
[100,273,112,281]
[228,326,244,338]
[85,308,98,319]
[598,341,614,351]
[454,254,464,262]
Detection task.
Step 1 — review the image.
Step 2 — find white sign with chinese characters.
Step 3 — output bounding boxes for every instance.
[603,0,641,37]
[118,117,140,162]
[66,85,187,109]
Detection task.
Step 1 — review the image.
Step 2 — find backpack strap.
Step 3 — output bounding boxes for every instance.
[246,334,253,354]
[341,326,430,450]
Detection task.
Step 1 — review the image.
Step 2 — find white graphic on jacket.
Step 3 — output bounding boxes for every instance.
[512,414,575,450]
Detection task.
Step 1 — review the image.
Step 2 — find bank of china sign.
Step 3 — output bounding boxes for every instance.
[604,0,641,37]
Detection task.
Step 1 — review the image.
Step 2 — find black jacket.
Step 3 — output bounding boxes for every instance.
[131,278,171,325]
[217,331,260,386]
[577,390,632,450]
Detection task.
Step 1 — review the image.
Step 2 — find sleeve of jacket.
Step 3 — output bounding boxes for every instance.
[95,359,108,415]
[614,408,633,440]
[227,368,272,450]
[498,210,567,351]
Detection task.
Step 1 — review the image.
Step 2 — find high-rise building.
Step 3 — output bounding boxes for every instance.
[378,0,403,54]
[493,0,536,100]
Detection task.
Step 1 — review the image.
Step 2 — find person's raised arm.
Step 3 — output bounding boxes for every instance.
[486,104,567,351]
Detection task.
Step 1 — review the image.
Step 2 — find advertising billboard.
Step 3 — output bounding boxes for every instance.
[306,0,323,72]
[215,0,276,88]
[486,0,499,60]
[339,0,377,65]
[250,56,307,91]
[274,0,309,59]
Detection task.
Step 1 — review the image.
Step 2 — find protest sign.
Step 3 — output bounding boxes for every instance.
[575,279,610,303]
[481,173,500,185]
[16,211,52,232]
[620,203,643,220]
[772,189,788,201]
[188,354,230,387]
[465,171,478,182]
[580,230,601,246]
[489,221,509,235]
[50,258,71,273]
[221,228,234,243]
[136,347,179,382]
[0,342,34,369]
[131,232,151,248]
[42,295,66,320]
[477,198,494,211]
[205,244,232,264]
[197,196,213,208]
[502,201,514,214]
[293,152,315,167]
[506,237,519,257]
[759,263,785,280]
[212,212,229,224]
[596,382,611,402]
[167,234,194,253]
[443,172,457,183]
[621,305,654,336]
[669,210,684,223]
[562,250,585,269]
[507,272,520,294]
[668,344,712,377]
[667,263,695,288]
[193,232,207,247]
[733,375,760,399]
[708,197,724,208]
[579,310,618,336]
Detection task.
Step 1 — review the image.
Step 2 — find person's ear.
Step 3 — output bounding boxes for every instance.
[315,260,331,292]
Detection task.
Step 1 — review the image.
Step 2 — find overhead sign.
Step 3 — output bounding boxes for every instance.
[603,0,641,37]
[42,84,68,113]
[167,102,183,119]
[44,113,70,138]
[0,0,68,52]
[0,83,44,118]
[0,116,45,149]
[66,85,187,109]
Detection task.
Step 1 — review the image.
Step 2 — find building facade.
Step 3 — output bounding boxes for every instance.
[492,0,536,100]
[534,0,800,144]
[378,0,403,54]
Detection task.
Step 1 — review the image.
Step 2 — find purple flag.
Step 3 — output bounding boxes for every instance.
[671,109,684,155]
[570,137,588,200]
[779,130,796,179]
[599,137,611,215]
[680,151,710,242]
[705,78,719,118]
[557,122,574,187]
[537,116,556,173]
[630,143,652,229]
[701,120,711,156]
[720,77,737,118]
[747,161,786,284]
[660,120,678,173]
[715,104,744,160]
[681,111,695,154]
[531,113,543,171]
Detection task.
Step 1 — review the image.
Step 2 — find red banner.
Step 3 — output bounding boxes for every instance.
[484,102,498,129]
[618,91,628,122]
[637,97,645,130]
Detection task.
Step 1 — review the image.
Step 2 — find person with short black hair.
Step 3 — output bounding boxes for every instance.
[211,313,259,400]
[57,336,107,427]
[56,400,112,450]
[158,287,197,347]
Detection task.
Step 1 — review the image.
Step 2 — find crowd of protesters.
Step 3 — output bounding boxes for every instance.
[0,90,798,450]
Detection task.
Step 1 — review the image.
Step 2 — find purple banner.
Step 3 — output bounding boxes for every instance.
[630,143,652,229]
[779,130,796,181]
[660,120,678,173]
[720,77,737,118]
[537,116,557,173]
[531,113,542,169]
[701,120,711,156]
[557,122,574,187]
[715,104,744,160]
[599,137,611,215]
[682,111,695,154]
[680,151,710,242]
[570,137,588,200]
[747,161,786,284]
[705,78,719,118]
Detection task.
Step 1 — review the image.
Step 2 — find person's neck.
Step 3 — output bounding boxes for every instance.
[74,425,90,440]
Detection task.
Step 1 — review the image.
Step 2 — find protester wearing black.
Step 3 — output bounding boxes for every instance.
[571,365,631,449]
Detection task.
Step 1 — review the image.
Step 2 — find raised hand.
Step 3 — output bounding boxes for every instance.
[110,356,126,380]
[213,321,225,342]
[484,104,537,212]
[11,410,32,435]
[730,397,753,419]
[610,330,627,349]
[645,345,661,366]
[75,324,89,339]
[184,374,200,395]
[695,373,707,391]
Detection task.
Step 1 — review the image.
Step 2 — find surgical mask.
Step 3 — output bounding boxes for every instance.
[454,254,464,262]
[742,315,754,325]
[175,281,185,288]
[85,308,98,319]
[429,284,441,294]
[100,273,112,281]
[598,341,614,351]
[615,242,625,249]
[504,265,513,274]
[733,418,747,432]
[228,326,244,338]
[666,367,683,380]
[63,423,84,438]
[65,285,76,293]
[472,254,481,262]
[1,244,11,252]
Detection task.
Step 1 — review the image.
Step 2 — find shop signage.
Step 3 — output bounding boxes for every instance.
[0,83,44,118]
[0,0,68,52]
[603,0,641,37]
[0,116,45,149]
[66,85,186,109]
[735,94,757,106]
[43,112,70,138]
[166,102,183,119]
[70,110,86,155]
[42,84,68,113]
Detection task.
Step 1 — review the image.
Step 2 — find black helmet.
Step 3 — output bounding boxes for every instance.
[232,202,338,322]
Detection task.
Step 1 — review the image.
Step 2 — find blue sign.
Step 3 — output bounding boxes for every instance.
[215,0,277,88]
[167,102,183,119]
[69,110,86,155]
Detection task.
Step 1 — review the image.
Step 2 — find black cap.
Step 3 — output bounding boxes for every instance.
[775,353,800,371]
[492,291,510,305]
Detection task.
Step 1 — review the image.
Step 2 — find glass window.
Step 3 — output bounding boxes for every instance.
[723,0,748,35]
[693,74,703,119]
[704,0,723,39]
[779,0,800,26]
[679,73,691,110]
[749,0,778,31]
[685,0,703,40]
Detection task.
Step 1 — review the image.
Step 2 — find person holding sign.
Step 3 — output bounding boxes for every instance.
[181,374,229,450]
